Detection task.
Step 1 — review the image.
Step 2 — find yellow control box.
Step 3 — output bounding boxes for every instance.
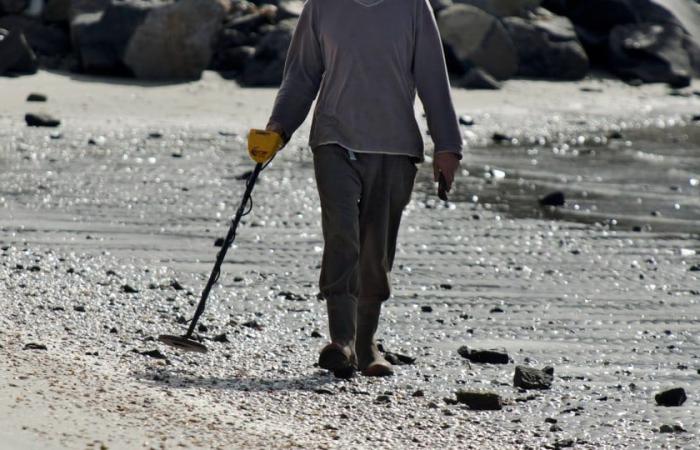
[248,129,284,164]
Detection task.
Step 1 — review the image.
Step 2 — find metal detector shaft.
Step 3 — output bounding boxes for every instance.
[184,162,264,338]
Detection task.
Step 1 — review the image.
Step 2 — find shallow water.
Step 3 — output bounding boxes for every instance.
[436,125,700,234]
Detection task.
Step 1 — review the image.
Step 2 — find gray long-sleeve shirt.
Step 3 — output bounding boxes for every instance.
[266,0,463,161]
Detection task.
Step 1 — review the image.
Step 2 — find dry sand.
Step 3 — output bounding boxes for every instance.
[1,70,699,449]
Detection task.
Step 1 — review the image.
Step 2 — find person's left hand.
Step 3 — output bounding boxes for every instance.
[433,152,460,193]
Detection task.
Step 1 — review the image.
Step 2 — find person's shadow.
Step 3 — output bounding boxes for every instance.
[134,368,343,393]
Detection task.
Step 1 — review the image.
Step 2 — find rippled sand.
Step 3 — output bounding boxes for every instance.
[1,72,699,449]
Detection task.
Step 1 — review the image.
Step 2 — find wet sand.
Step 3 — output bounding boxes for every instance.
[1,71,699,449]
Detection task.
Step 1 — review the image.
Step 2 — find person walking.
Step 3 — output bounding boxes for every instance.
[264,0,463,377]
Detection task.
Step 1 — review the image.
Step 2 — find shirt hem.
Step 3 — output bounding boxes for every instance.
[311,140,423,160]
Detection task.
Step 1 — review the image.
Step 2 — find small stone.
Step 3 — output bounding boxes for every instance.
[421,305,433,313]
[73,305,86,312]
[25,113,60,127]
[170,279,185,290]
[314,388,334,395]
[457,346,509,364]
[214,237,225,247]
[211,333,229,343]
[455,390,503,410]
[383,352,416,365]
[198,323,208,332]
[242,320,263,330]
[514,365,554,390]
[24,343,47,350]
[148,131,163,139]
[121,284,139,293]
[689,265,700,272]
[439,283,452,290]
[545,418,557,424]
[655,387,687,407]
[539,191,566,207]
[375,395,391,403]
[659,423,686,433]
[492,132,513,143]
[310,330,322,338]
[26,93,47,102]
[459,115,475,126]
[140,349,167,359]
[490,306,504,313]
[412,390,424,397]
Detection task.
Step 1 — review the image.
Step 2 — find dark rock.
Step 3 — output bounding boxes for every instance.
[553,438,575,449]
[458,346,509,364]
[659,423,686,433]
[140,349,167,359]
[0,15,72,63]
[457,67,502,89]
[214,237,225,247]
[421,305,433,313]
[124,0,229,80]
[310,330,322,338]
[25,113,60,127]
[440,283,452,290]
[655,387,687,406]
[70,0,156,75]
[26,92,47,102]
[688,264,700,272]
[242,319,263,330]
[197,323,208,332]
[514,365,554,390]
[73,305,86,312]
[455,390,503,410]
[211,333,229,343]
[375,394,391,403]
[121,283,139,293]
[539,191,565,207]
[459,115,475,126]
[278,290,305,301]
[24,343,47,350]
[314,388,334,395]
[412,389,425,397]
[489,306,505,313]
[455,0,542,17]
[492,132,512,143]
[437,4,518,80]
[0,28,37,75]
[0,0,28,14]
[241,18,297,86]
[610,22,693,87]
[170,279,184,290]
[212,45,255,72]
[503,14,589,80]
[384,352,416,366]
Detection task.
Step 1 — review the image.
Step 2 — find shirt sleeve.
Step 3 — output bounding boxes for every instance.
[413,0,463,158]
[267,0,324,144]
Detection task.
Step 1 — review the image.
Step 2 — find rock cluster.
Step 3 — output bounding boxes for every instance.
[1,0,698,85]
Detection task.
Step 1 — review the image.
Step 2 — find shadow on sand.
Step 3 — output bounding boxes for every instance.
[133,369,342,393]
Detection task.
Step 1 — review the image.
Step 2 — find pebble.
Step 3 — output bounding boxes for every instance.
[514,365,554,390]
[655,387,687,406]
[539,191,566,207]
[121,284,139,293]
[457,346,509,364]
[454,391,503,410]
[140,349,168,360]
[25,113,61,127]
[26,93,47,102]
[23,343,47,350]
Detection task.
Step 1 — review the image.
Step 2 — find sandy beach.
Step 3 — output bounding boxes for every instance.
[1,70,699,449]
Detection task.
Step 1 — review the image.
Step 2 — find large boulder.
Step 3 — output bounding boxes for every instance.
[541,0,700,72]
[0,0,28,14]
[0,15,71,60]
[0,28,37,75]
[240,18,297,86]
[123,0,228,80]
[70,0,157,74]
[437,4,518,80]
[455,0,541,17]
[504,13,589,79]
[610,22,693,87]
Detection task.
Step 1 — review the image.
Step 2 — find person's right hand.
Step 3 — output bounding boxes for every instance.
[265,121,288,146]
[248,128,284,164]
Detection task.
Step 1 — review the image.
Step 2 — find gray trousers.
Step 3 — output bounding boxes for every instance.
[312,143,417,312]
